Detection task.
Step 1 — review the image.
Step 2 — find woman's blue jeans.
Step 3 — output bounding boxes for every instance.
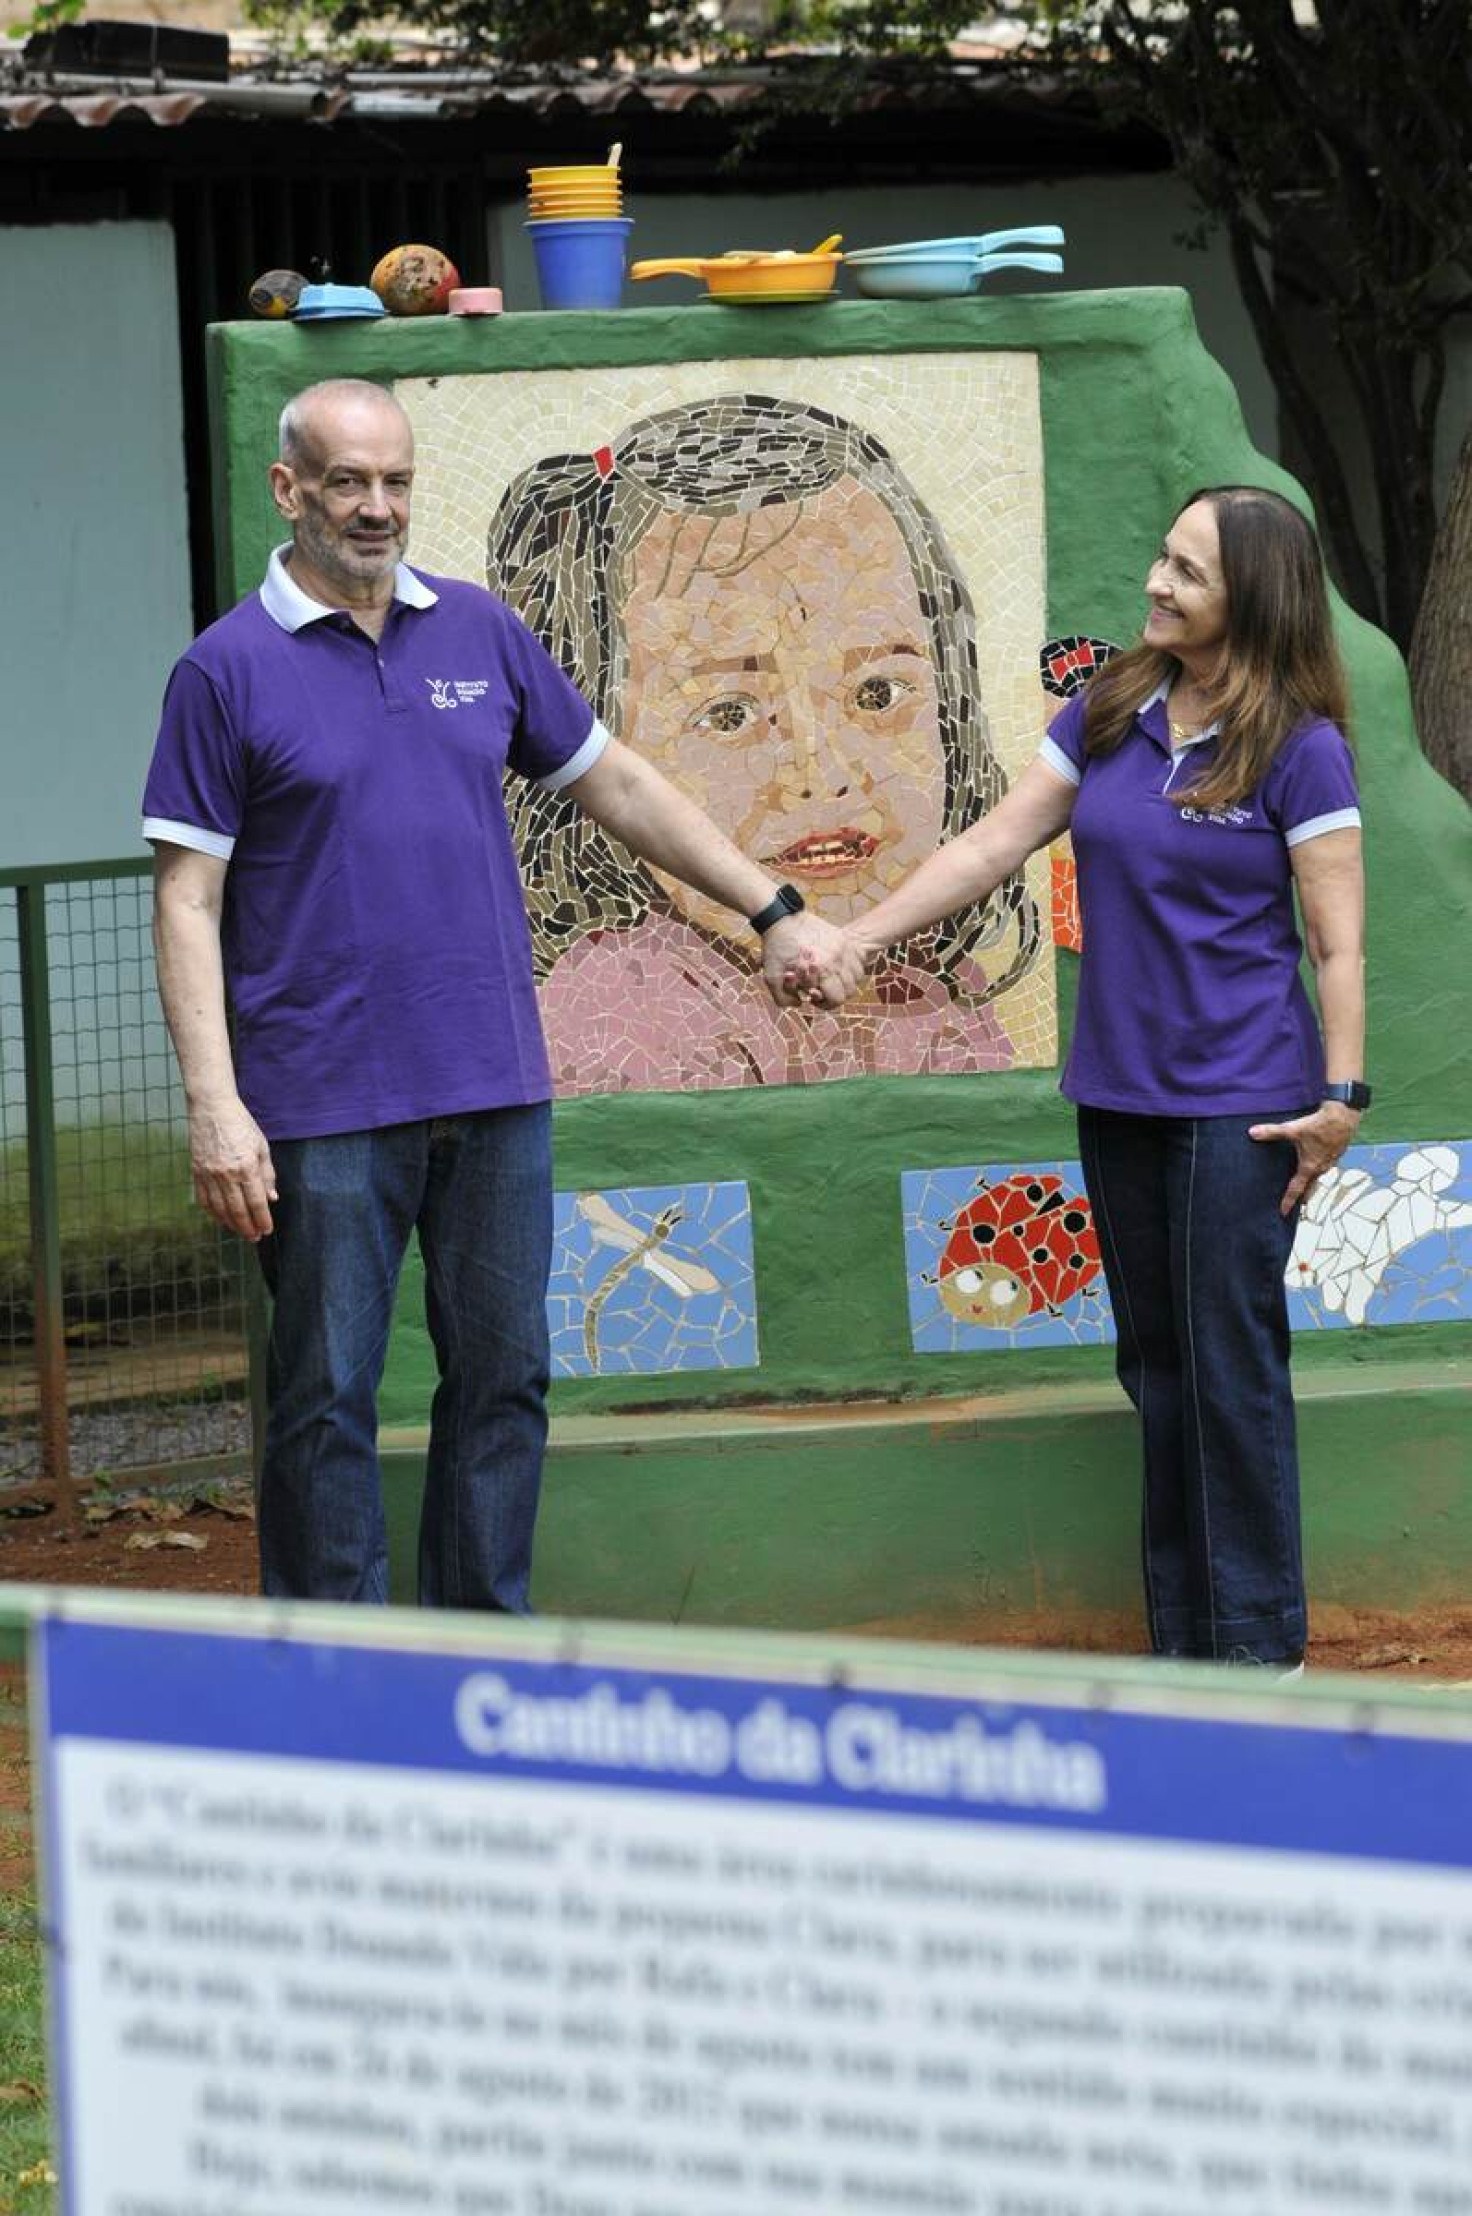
[1077,1106,1307,1664]
[256,1105,552,1611]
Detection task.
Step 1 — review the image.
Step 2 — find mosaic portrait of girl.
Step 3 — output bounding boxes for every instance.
[399,364,1056,1095]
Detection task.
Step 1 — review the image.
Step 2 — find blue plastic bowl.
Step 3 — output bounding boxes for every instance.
[847,256,977,300]
[845,238,986,263]
[291,283,386,320]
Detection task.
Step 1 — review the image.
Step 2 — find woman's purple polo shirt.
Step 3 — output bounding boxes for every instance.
[142,549,609,1141]
[1039,686,1360,1118]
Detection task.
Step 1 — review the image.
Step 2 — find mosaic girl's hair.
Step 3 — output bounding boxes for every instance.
[487,393,1039,1001]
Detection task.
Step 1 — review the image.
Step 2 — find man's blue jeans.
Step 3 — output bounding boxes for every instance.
[1077,1106,1307,1664]
[257,1106,552,1610]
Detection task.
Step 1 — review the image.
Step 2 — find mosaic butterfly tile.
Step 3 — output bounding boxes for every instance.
[1285,1141,1472,1330]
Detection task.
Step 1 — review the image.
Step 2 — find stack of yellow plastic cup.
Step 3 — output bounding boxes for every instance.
[525,154,631,309]
[526,163,624,223]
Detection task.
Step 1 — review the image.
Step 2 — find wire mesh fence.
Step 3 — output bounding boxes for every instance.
[0,864,251,1502]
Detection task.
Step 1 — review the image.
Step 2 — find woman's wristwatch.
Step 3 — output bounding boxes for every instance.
[1322,1080,1372,1111]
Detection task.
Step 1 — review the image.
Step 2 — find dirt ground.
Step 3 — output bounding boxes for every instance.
[0,1484,260,1600]
[0,1484,1470,1894]
[1,1484,1471,1678]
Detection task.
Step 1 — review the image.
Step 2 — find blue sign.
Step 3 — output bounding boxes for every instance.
[37,1618,1472,1873]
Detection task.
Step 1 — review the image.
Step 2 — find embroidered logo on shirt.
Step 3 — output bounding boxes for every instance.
[426,678,490,710]
[1179,803,1254,828]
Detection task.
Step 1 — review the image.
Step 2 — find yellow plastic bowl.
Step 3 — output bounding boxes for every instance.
[527,165,620,185]
[527,192,623,210]
[528,207,624,224]
[632,250,841,297]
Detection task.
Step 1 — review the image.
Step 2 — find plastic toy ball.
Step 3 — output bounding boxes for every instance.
[248,268,307,319]
[370,244,462,316]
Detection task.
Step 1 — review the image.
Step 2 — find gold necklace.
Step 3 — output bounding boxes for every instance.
[1168,686,1213,745]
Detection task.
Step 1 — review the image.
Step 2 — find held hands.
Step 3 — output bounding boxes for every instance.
[760,913,869,1010]
[1249,1101,1359,1217]
[188,1095,278,1241]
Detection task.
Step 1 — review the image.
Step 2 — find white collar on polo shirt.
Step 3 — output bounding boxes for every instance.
[1142,676,1219,746]
[260,543,439,633]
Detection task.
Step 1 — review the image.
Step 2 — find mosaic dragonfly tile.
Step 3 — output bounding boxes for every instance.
[548,1179,758,1377]
[904,1142,1472,1352]
[397,357,1057,1095]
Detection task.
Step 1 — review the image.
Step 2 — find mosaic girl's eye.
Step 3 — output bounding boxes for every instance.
[852,672,916,714]
[693,694,763,736]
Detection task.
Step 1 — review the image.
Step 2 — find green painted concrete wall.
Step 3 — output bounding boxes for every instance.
[211,290,1470,1415]
[211,293,1469,1628]
[378,1339,1470,1625]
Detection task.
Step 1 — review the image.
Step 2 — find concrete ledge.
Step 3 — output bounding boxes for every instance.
[381,1353,1470,1635]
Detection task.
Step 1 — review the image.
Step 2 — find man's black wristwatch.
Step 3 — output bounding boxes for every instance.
[1322,1080,1372,1111]
[749,883,805,935]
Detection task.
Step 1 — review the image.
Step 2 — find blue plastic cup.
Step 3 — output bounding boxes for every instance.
[526,218,633,310]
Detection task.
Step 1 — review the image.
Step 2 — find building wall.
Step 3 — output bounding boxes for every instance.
[0,221,193,871]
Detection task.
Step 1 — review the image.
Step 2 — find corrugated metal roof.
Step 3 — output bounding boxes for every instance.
[0,58,1056,134]
[0,77,347,127]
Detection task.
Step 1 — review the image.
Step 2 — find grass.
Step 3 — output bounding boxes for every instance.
[1,1122,235,1343]
[0,1676,51,2216]
[0,1900,50,2216]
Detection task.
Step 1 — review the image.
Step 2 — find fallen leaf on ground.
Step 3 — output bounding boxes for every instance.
[160,1531,208,1552]
[1353,1643,1425,1669]
[187,1491,256,1522]
[0,2082,41,2104]
[123,1533,161,1551]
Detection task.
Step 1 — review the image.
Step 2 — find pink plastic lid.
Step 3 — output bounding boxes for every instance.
[448,287,504,316]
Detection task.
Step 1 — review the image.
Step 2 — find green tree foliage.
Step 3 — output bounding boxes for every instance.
[1045,4,1470,658]
[236,0,1471,780]
[244,0,717,67]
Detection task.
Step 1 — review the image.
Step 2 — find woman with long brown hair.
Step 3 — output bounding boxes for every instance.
[804,485,1366,1673]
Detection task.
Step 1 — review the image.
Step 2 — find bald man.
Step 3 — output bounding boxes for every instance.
[144,377,853,1611]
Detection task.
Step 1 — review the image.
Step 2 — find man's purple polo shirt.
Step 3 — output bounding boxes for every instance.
[1040,685,1361,1117]
[142,548,609,1140]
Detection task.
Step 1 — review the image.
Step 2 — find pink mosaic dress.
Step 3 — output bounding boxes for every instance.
[542,914,1013,1096]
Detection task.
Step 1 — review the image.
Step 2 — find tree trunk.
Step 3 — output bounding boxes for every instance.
[1409,417,1472,804]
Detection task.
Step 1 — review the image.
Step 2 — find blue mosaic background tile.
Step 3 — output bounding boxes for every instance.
[902,1161,1114,1352]
[904,1142,1472,1353]
[1285,1141,1472,1330]
[549,1180,758,1378]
